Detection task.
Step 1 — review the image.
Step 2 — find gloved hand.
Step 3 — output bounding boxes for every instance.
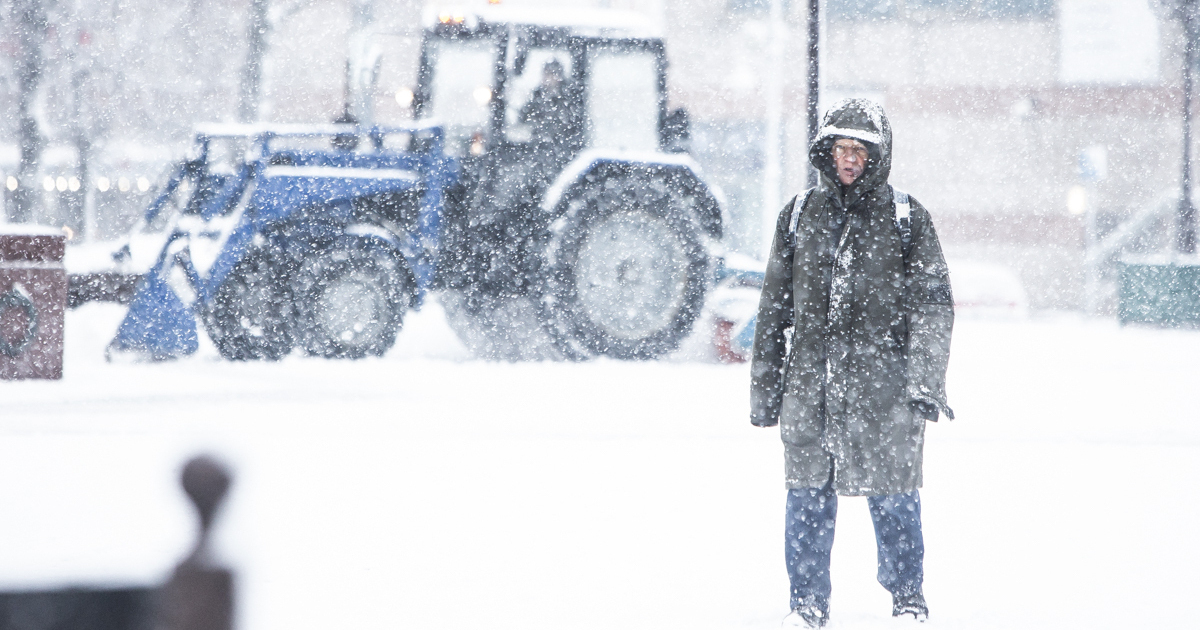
[910,400,939,422]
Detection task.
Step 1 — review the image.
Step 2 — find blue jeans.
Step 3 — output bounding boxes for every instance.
[785,483,924,612]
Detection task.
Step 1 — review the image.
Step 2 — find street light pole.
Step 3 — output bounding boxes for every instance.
[1181,0,1197,254]
[762,0,784,233]
[1182,7,1197,253]
[238,0,269,123]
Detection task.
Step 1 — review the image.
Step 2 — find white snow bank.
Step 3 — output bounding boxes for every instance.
[0,306,1197,630]
[947,258,1029,318]
[0,224,67,236]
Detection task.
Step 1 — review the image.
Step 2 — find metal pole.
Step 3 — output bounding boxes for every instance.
[238,0,269,123]
[1084,186,1098,313]
[1182,2,1197,254]
[72,68,93,241]
[346,0,380,127]
[806,0,820,188]
[762,0,785,256]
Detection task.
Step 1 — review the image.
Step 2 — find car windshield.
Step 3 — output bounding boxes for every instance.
[586,48,659,152]
[425,37,497,155]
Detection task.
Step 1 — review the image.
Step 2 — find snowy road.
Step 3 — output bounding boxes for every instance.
[2,302,1198,630]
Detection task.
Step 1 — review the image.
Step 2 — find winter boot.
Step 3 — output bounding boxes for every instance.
[891,590,928,621]
[782,599,828,628]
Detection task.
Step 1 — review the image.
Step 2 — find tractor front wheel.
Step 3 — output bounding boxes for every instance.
[204,249,296,361]
[292,243,412,359]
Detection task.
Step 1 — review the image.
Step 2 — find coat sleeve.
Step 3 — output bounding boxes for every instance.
[903,198,955,420]
[750,197,799,427]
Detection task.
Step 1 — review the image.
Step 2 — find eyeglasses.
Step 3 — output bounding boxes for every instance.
[832,144,869,161]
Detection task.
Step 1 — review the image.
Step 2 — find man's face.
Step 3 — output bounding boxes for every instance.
[543,68,564,92]
[832,138,869,186]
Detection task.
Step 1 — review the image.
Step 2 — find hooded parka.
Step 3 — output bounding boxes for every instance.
[750,99,954,496]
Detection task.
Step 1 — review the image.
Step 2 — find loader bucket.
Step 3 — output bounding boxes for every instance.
[107,272,199,360]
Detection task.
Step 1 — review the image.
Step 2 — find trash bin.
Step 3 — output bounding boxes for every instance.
[1,227,66,379]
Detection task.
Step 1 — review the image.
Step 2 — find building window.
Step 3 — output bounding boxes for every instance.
[727,0,793,14]
[827,0,898,20]
[975,0,1054,19]
[827,0,1054,20]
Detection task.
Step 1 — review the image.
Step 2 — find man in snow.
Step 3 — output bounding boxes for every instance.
[750,99,954,628]
[518,58,583,160]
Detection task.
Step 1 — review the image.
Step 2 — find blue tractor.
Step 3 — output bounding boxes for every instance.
[101,7,724,361]
[107,123,455,360]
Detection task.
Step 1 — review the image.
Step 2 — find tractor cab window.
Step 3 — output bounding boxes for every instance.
[205,137,255,176]
[425,37,497,156]
[586,48,660,152]
[504,47,579,147]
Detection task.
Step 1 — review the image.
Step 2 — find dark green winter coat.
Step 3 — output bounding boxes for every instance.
[750,99,954,496]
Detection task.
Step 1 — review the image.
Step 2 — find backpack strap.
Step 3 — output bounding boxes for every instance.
[892,186,912,258]
[787,187,817,250]
[787,187,910,256]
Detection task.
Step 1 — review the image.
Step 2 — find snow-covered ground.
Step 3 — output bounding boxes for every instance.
[2,301,1198,630]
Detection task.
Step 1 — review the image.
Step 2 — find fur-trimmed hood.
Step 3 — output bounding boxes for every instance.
[807,98,893,204]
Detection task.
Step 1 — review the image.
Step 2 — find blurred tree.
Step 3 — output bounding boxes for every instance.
[1,0,250,151]
[9,0,48,223]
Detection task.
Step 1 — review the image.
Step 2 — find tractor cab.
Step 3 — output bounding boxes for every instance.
[407,5,718,361]
[415,7,683,162]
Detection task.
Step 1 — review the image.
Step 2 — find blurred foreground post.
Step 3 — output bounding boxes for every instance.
[160,456,235,630]
[0,456,234,630]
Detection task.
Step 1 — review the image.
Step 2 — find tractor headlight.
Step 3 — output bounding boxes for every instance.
[396,87,414,107]
[473,86,492,106]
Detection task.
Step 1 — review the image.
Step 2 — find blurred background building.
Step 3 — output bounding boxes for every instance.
[0,0,1188,310]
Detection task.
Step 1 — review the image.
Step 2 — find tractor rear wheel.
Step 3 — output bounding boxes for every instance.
[545,174,708,360]
[293,243,412,359]
[205,249,295,361]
